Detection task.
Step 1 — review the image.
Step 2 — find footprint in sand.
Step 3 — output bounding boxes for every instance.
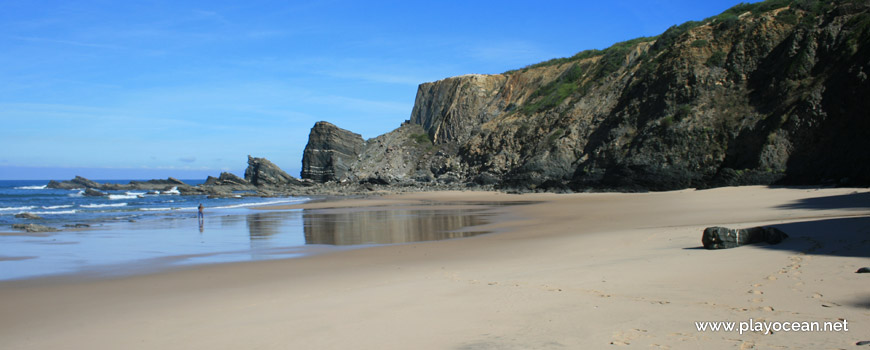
[766,275,777,281]
[748,290,764,295]
[739,340,756,350]
[610,329,649,346]
[812,293,823,299]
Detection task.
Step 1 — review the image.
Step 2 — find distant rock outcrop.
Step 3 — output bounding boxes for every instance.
[47,176,100,190]
[204,172,250,187]
[301,121,365,182]
[47,176,190,192]
[14,213,43,220]
[12,223,58,233]
[245,155,308,187]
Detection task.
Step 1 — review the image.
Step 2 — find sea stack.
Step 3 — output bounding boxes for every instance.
[301,121,365,183]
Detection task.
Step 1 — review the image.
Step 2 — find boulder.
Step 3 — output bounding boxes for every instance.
[12,223,58,233]
[83,188,106,197]
[301,121,365,182]
[702,226,789,249]
[14,213,43,220]
[244,156,308,187]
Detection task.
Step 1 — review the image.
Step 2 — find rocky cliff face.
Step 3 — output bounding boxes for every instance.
[303,0,870,191]
[245,155,307,188]
[301,121,365,182]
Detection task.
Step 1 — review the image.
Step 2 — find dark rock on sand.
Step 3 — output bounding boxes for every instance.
[83,188,106,197]
[857,267,870,273]
[14,213,43,220]
[301,121,365,182]
[12,223,58,233]
[702,226,789,250]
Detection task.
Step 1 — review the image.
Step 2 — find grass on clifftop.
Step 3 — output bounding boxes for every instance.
[505,0,842,75]
[507,0,846,114]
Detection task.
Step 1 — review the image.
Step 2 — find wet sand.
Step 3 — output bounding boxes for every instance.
[1,186,868,349]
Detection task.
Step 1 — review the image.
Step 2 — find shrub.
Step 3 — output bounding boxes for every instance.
[707,50,727,67]
[410,133,432,145]
[691,39,709,48]
[675,104,692,120]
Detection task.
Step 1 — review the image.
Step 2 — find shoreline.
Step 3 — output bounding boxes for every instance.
[1,186,868,349]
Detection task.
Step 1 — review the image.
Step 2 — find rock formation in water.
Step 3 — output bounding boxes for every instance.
[301,121,365,182]
[204,172,251,187]
[244,155,308,188]
[46,176,101,190]
[47,176,189,191]
[301,0,870,191]
[12,223,58,233]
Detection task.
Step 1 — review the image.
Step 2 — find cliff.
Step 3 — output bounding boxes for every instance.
[301,121,365,182]
[303,0,870,191]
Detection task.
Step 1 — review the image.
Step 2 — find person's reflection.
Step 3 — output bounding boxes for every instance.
[199,219,204,233]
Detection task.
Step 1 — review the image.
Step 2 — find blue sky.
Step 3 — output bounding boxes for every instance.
[0,0,756,180]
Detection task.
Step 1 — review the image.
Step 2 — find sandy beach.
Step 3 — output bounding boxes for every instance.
[0,186,867,349]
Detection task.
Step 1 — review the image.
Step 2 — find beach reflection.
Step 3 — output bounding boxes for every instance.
[243,208,491,246]
[301,208,489,245]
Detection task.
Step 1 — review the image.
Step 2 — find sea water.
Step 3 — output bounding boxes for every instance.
[0,179,310,280]
[0,179,304,228]
[0,180,495,281]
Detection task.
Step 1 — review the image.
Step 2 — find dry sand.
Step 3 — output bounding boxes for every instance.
[0,186,868,349]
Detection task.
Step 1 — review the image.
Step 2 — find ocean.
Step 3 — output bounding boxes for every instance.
[0,180,494,281]
[0,179,312,280]
[0,179,305,228]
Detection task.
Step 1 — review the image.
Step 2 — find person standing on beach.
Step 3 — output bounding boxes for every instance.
[198,203,204,224]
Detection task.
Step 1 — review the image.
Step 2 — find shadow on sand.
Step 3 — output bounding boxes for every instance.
[688,192,870,258]
[753,217,870,258]
[774,191,870,211]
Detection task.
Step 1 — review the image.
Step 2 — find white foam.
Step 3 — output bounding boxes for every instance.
[28,210,77,215]
[68,190,84,197]
[0,206,36,212]
[139,206,196,211]
[81,203,128,208]
[14,185,47,190]
[42,205,73,210]
[162,187,180,195]
[139,207,174,211]
[108,194,139,200]
[211,198,309,210]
